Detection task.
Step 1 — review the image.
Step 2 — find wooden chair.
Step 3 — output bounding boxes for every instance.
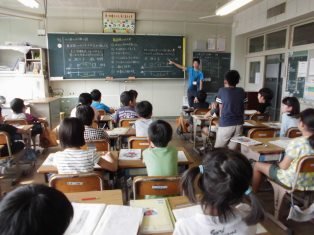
[0,131,13,157]
[193,108,210,115]
[133,176,181,199]
[268,155,314,230]
[119,118,137,127]
[247,128,276,138]
[286,127,302,138]
[84,139,110,151]
[249,113,270,122]
[128,137,149,149]
[49,173,103,193]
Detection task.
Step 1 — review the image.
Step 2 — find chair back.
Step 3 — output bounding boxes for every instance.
[49,173,103,193]
[296,155,314,174]
[286,127,302,138]
[133,176,181,199]
[250,113,270,122]
[193,108,210,115]
[247,128,276,138]
[83,140,110,151]
[0,131,12,157]
[4,119,28,125]
[128,137,149,149]
[119,118,137,127]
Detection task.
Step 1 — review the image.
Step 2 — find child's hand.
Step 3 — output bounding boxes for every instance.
[194,97,199,103]
[168,59,174,65]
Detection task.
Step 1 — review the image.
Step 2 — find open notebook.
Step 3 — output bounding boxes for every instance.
[119,149,142,160]
[230,136,262,146]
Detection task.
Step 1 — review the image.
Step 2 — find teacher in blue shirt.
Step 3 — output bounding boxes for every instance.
[169,58,204,107]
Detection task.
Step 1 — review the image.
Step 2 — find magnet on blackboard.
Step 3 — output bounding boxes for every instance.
[57,43,62,48]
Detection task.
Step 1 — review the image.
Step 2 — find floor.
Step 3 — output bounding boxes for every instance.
[2,119,314,234]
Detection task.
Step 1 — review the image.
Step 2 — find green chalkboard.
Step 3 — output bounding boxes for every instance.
[47,33,184,79]
[192,52,231,92]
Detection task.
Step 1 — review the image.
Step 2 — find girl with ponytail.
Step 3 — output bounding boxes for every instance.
[174,149,264,235]
[253,108,314,192]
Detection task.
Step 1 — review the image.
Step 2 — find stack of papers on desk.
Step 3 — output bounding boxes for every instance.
[262,122,281,128]
[106,127,129,136]
[231,136,262,146]
[269,139,291,149]
[119,149,141,160]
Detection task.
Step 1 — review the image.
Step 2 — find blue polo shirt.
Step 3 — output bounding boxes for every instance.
[186,67,204,91]
[91,101,111,113]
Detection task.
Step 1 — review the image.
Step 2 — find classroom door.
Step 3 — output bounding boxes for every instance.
[264,54,285,121]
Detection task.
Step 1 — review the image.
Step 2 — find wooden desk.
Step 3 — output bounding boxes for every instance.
[98,115,113,129]
[244,120,281,130]
[191,115,209,151]
[65,189,123,205]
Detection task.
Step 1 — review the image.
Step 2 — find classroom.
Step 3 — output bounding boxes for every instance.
[0,0,314,234]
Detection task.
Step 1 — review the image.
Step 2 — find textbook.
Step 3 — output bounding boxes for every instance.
[119,149,142,160]
[230,136,262,146]
[130,198,174,234]
[172,204,203,220]
[65,203,143,235]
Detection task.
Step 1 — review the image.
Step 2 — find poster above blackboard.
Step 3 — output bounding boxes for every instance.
[48,33,185,79]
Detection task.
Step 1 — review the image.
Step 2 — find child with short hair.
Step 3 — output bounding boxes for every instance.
[215,70,247,149]
[114,91,138,124]
[253,108,314,192]
[52,117,117,174]
[280,97,300,137]
[70,93,99,121]
[193,90,209,109]
[143,120,178,176]
[174,149,264,235]
[90,89,114,114]
[76,105,109,142]
[256,88,273,114]
[134,101,153,137]
[129,89,138,104]
[0,184,73,235]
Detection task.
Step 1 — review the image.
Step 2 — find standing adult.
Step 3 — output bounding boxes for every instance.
[169,58,204,107]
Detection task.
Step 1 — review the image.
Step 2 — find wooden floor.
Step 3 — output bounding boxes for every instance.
[2,119,313,234]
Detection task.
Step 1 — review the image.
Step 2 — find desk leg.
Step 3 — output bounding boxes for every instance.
[193,118,197,149]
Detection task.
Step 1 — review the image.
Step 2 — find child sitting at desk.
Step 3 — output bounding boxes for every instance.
[134,101,153,137]
[252,108,314,192]
[129,89,138,104]
[52,117,116,174]
[192,90,210,109]
[70,93,99,121]
[91,89,115,114]
[0,184,73,235]
[143,120,178,176]
[114,91,138,125]
[256,88,273,115]
[76,105,110,142]
[280,96,300,137]
[174,149,264,235]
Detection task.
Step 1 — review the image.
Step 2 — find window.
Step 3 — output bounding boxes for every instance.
[293,22,314,46]
[266,29,286,50]
[249,61,261,84]
[249,36,264,53]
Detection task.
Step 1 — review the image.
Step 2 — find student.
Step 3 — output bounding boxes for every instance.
[256,88,273,114]
[70,93,99,121]
[252,108,314,192]
[52,117,116,174]
[90,89,114,114]
[193,90,209,109]
[280,97,300,137]
[143,120,178,176]
[215,70,247,150]
[76,105,109,142]
[134,101,153,137]
[174,149,264,235]
[114,91,138,124]
[0,107,25,156]
[129,89,138,104]
[0,184,73,235]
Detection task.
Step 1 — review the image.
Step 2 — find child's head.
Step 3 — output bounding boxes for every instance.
[299,109,314,145]
[120,91,134,107]
[192,58,200,70]
[197,90,207,103]
[78,93,93,105]
[136,101,153,119]
[0,184,73,235]
[148,120,172,147]
[129,89,138,103]
[181,148,264,224]
[258,88,273,104]
[90,89,102,102]
[224,70,240,87]
[76,105,94,126]
[59,117,85,148]
[10,98,25,114]
[282,97,300,117]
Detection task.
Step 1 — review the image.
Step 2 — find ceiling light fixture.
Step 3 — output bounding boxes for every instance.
[216,0,253,16]
[17,0,39,9]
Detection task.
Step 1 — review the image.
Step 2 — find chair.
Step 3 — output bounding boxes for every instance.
[267,155,314,230]
[247,128,276,138]
[249,113,270,122]
[84,139,110,151]
[0,131,13,157]
[201,116,219,151]
[133,176,181,199]
[286,127,302,138]
[49,173,103,193]
[193,108,210,115]
[128,137,149,149]
[119,118,137,127]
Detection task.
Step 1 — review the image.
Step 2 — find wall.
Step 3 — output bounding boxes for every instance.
[0,8,232,116]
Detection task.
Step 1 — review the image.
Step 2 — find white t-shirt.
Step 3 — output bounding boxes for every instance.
[173,204,257,235]
[134,118,153,137]
[70,106,99,121]
[11,113,27,119]
[280,113,299,137]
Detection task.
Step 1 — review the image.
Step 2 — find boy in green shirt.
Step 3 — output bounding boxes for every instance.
[143,120,178,176]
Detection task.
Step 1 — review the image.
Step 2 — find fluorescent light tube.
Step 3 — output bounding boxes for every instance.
[18,0,39,9]
[216,0,253,16]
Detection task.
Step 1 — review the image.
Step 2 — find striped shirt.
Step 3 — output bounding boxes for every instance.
[52,149,99,174]
[84,126,110,142]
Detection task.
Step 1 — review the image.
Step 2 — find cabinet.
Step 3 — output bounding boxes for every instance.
[25,48,47,75]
